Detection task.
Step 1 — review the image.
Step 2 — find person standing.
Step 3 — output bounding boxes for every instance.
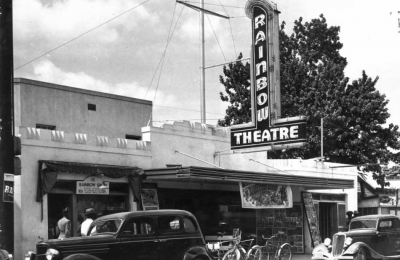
[57,207,71,239]
[81,208,97,236]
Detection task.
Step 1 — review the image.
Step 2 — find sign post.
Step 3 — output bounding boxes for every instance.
[231,0,307,153]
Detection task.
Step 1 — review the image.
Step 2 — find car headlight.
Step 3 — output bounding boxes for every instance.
[45,249,59,260]
[345,237,353,246]
[24,250,34,260]
[324,238,331,246]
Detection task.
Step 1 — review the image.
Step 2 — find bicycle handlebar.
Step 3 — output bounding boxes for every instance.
[262,231,286,240]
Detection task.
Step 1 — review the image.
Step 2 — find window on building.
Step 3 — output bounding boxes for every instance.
[88,104,96,111]
[36,124,56,130]
[126,135,141,140]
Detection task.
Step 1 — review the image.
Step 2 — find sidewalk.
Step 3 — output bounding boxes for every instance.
[292,254,313,260]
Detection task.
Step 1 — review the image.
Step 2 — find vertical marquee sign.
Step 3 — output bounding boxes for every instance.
[230,0,307,152]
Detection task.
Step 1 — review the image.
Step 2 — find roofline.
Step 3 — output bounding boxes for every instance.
[14,78,152,106]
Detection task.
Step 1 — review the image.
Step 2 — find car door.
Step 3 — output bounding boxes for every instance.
[375,219,396,256]
[157,215,188,260]
[392,217,400,255]
[117,216,159,260]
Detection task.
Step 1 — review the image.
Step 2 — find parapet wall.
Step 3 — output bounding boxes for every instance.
[19,126,151,151]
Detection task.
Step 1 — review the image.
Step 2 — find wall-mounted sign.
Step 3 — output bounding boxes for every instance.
[3,173,14,203]
[76,176,109,195]
[231,0,307,153]
[141,188,159,211]
[239,182,293,208]
[380,195,396,206]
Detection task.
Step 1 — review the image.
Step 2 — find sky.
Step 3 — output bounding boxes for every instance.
[13,0,400,128]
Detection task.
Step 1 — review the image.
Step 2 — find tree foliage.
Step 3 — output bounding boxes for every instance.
[218,14,400,188]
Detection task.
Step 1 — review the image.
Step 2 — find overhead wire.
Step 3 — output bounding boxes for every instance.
[184,1,244,9]
[145,4,186,101]
[14,0,153,71]
[206,14,226,61]
[217,0,237,58]
[151,2,181,103]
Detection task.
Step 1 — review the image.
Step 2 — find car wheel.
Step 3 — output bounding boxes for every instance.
[63,254,103,260]
[354,247,367,260]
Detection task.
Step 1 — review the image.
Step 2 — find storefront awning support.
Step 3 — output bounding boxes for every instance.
[175,150,224,169]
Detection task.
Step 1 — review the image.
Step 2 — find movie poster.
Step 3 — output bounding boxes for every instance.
[239,183,293,208]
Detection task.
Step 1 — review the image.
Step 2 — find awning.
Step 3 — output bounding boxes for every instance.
[36,160,146,221]
[144,166,354,189]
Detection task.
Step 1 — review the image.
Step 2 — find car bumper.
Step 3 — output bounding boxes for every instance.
[312,252,354,260]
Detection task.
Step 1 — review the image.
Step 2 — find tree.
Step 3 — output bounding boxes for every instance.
[218,15,400,188]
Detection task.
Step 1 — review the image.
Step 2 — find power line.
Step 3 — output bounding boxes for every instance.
[14,0,153,71]
[145,4,185,100]
[217,0,237,58]
[206,14,226,60]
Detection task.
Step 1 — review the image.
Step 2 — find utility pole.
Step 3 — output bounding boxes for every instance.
[200,0,206,124]
[321,118,324,162]
[0,0,15,253]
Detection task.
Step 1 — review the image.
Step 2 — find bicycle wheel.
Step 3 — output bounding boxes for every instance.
[277,244,292,260]
[222,248,240,260]
[246,245,262,260]
[260,246,270,260]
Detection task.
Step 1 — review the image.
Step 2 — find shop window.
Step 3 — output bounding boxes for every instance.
[120,217,154,236]
[158,216,182,234]
[183,217,197,233]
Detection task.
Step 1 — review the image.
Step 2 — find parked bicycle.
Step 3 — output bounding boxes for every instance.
[256,231,292,260]
[222,229,259,260]
[207,232,232,260]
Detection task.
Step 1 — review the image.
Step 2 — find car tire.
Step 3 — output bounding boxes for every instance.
[354,247,367,260]
[63,254,103,260]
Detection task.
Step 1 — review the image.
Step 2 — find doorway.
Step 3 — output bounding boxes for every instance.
[319,202,337,239]
[47,194,72,239]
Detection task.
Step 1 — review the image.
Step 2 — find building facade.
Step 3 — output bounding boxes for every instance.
[13,78,356,259]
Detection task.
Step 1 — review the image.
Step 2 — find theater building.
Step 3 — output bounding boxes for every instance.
[12,78,356,259]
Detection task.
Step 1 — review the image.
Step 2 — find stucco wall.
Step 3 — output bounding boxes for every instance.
[14,78,152,138]
[14,127,152,260]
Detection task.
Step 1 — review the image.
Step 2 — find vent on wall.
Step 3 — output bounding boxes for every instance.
[126,135,141,140]
[36,124,56,130]
[88,104,96,111]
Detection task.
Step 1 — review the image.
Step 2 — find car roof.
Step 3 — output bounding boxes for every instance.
[351,214,399,221]
[92,209,195,223]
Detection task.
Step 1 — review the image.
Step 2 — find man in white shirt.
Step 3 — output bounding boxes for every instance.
[80,208,97,236]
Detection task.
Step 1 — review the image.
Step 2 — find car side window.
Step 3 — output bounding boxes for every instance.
[158,216,182,234]
[119,217,155,236]
[183,217,197,233]
[379,219,394,231]
[394,218,400,231]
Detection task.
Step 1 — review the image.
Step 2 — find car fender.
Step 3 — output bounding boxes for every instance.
[63,253,103,260]
[343,242,384,259]
[183,245,212,260]
[312,243,329,254]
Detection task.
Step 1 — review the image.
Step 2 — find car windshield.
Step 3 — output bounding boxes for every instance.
[89,219,123,235]
[349,219,377,230]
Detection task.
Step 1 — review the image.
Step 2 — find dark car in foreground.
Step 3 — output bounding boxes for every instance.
[28,209,213,260]
[312,214,400,260]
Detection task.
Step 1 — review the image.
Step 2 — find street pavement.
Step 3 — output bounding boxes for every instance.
[292,254,313,260]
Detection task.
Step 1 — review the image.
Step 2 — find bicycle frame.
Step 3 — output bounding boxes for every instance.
[260,232,292,260]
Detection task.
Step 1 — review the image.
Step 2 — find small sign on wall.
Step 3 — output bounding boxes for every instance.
[3,173,14,203]
[141,188,159,210]
[77,176,109,195]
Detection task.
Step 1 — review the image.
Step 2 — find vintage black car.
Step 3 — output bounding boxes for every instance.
[28,209,213,260]
[312,214,400,260]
